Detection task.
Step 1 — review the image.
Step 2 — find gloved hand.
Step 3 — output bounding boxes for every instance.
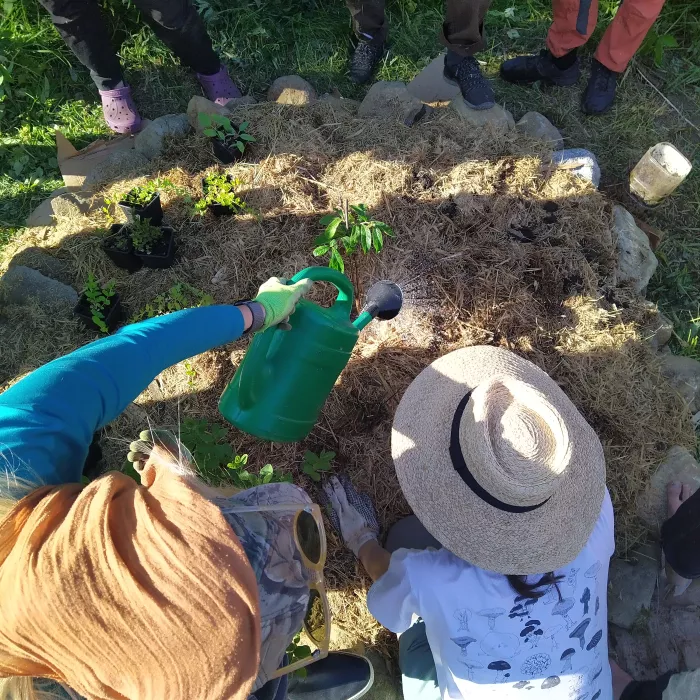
[253,277,313,330]
[127,429,193,474]
[322,475,379,557]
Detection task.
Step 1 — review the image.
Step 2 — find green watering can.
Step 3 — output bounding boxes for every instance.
[219,266,403,442]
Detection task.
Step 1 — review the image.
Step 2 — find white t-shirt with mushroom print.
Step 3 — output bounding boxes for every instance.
[367,490,615,700]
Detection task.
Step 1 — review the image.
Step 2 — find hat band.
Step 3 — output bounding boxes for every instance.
[450,392,550,514]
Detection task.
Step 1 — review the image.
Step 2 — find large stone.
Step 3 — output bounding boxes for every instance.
[26,187,90,227]
[359,81,427,126]
[515,111,564,149]
[608,556,658,630]
[224,95,258,109]
[134,113,190,159]
[0,266,77,311]
[187,95,230,133]
[8,247,71,285]
[82,149,150,190]
[643,304,673,350]
[612,204,658,294]
[267,75,317,106]
[407,54,460,103]
[659,355,700,411]
[449,98,514,130]
[319,94,361,113]
[637,447,700,536]
[551,148,600,187]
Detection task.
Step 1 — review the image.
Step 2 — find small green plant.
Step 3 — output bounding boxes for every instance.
[82,273,116,333]
[179,418,235,477]
[128,218,164,254]
[286,634,312,678]
[104,226,130,252]
[226,453,291,489]
[195,172,247,214]
[301,449,335,482]
[130,283,214,322]
[183,360,197,389]
[313,203,395,273]
[198,113,256,153]
[121,179,161,207]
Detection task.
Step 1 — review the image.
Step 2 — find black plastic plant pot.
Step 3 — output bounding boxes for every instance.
[103,223,142,272]
[211,136,243,164]
[134,226,176,269]
[201,176,236,216]
[118,192,163,225]
[74,293,123,333]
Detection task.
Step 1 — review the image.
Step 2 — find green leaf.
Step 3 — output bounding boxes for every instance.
[324,218,342,240]
[236,141,245,153]
[260,464,274,478]
[313,244,330,256]
[319,213,340,226]
[372,228,383,252]
[361,226,371,254]
[239,121,249,131]
[202,128,217,137]
[303,464,322,481]
[329,248,344,273]
[239,133,255,142]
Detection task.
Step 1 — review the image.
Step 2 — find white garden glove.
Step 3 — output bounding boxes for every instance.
[322,475,379,557]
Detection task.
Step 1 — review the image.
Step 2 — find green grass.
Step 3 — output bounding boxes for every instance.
[1,0,699,348]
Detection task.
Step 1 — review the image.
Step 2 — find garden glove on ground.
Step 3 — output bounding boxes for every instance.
[254,277,313,330]
[322,475,379,557]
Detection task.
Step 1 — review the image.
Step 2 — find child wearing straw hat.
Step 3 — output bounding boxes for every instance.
[325,345,615,700]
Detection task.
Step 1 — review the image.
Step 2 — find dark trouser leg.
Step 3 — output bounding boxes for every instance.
[130,0,220,75]
[385,516,442,554]
[345,0,387,44]
[37,0,123,90]
[440,0,494,57]
[399,622,441,700]
[662,488,700,580]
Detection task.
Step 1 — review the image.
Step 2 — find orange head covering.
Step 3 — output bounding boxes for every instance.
[0,455,260,699]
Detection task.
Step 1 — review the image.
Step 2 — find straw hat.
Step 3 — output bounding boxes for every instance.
[391,346,605,575]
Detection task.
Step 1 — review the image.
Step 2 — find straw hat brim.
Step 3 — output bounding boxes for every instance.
[391,346,605,575]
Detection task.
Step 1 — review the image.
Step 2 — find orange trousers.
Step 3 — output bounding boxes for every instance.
[545,0,667,72]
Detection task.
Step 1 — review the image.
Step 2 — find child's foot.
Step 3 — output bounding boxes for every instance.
[197,65,242,105]
[99,84,143,134]
[665,480,695,594]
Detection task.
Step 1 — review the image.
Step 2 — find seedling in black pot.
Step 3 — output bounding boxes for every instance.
[103,223,142,272]
[74,274,122,333]
[196,172,247,216]
[198,113,255,164]
[119,180,163,225]
[128,218,176,269]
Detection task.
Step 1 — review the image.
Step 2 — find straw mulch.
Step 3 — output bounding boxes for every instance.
[0,101,693,655]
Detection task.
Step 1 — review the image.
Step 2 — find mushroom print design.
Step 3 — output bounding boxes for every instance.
[541,676,560,690]
[585,561,601,586]
[592,691,601,700]
[580,588,591,615]
[544,625,564,652]
[567,568,579,591]
[520,654,551,677]
[552,598,576,630]
[520,619,544,649]
[569,618,591,650]
[513,680,533,690]
[480,631,520,659]
[451,636,476,656]
[479,608,506,630]
[560,648,576,673]
[595,596,600,617]
[459,660,483,681]
[591,665,603,682]
[586,630,603,658]
[453,608,472,632]
[510,595,537,621]
[542,585,559,605]
[488,660,511,682]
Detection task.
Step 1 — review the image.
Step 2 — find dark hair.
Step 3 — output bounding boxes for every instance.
[507,572,564,600]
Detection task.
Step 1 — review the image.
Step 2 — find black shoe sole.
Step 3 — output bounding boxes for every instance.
[443,73,495,110]
[580,101,614,116]
[499,67,580,87]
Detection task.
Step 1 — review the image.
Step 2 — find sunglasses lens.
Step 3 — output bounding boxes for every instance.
[296,509,322,565]
[304,589,327,645]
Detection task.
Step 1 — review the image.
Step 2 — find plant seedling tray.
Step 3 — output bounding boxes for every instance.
[118,193,163,225]
[134,226,176,269]
[202,176,236,216]
[211,136,244,164]
[74,293,123,333]
[103,223,142,272]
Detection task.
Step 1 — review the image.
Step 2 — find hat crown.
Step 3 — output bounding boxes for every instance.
[461,376,571,507]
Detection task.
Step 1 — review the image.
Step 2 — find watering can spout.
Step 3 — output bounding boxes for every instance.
[353,280,404,330]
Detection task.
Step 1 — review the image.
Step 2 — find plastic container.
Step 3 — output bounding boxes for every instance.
[118,193,163,225]
[211,137,244,165]
[134,226,176,269]
[202,176,236,216]
[103,224,142,272]
[629,143,692,207]
[74,293,123,333]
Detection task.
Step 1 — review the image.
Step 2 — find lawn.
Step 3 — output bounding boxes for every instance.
[1,0,699,351]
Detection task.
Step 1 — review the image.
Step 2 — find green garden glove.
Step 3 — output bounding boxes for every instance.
[127,428,193,472]
[253,277,313,330]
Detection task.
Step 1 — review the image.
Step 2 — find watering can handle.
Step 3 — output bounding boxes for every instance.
[290,267,354,318]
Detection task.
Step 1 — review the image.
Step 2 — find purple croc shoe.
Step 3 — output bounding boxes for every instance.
[99,84,143,134]
[197,64,242,106]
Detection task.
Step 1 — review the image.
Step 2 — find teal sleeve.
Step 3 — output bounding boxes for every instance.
[0,305,246,487]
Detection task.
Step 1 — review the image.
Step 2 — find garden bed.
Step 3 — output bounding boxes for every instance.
[0,102,692,656]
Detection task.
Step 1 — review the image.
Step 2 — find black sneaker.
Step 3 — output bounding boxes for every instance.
[443,54,495,110]
[349,40,385,84]
[500,49,580,86]
[288,652,374,700]
[582,58,618,115]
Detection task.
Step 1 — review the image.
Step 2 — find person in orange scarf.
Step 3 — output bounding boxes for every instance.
[0,277,373,700]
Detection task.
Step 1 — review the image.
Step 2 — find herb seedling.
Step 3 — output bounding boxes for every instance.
[196,172,247,214]
[301,450,335,482]
[121,179,162,207]
[286,634,312,678]
[130,283,214,323]
[198,114,256,154]
[313,203,395,273]
[128,218,163,254]
[226,454,290,489]
[82,273,116,333]
[184,360,197,389]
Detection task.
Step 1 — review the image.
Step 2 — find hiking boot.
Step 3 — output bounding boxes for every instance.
[443,54,495,110]
[582,58,618,115]
[287,652,374,700]
[99,84,143,134]
[197,64,242,106]
[349,40,385,84]
[500,49,580,86]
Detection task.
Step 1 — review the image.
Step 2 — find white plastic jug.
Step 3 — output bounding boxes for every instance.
[629,142,692,206]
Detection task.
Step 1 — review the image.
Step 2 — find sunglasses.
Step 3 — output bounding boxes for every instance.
[222,503,330,677]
